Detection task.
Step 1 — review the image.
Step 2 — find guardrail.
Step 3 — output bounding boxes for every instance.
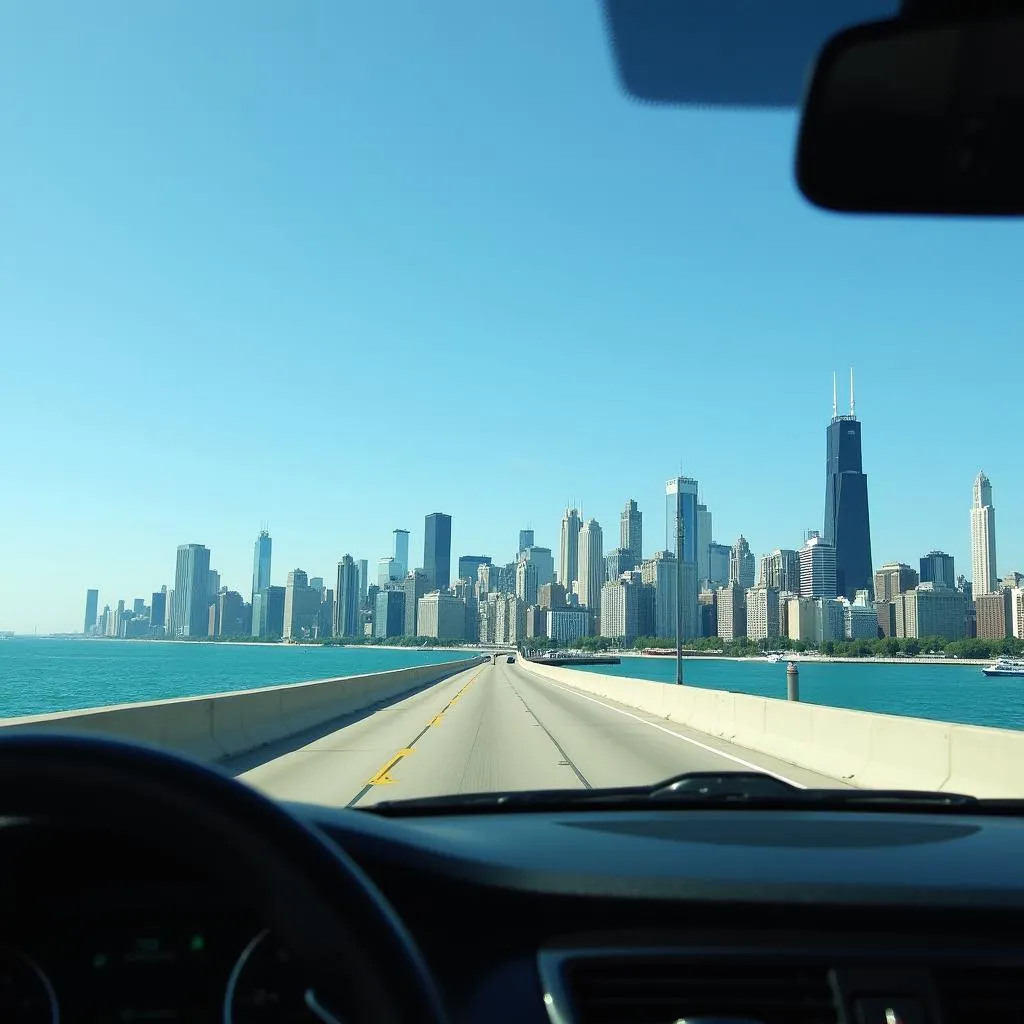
[521,659,1023,797]
[0,656,485,763]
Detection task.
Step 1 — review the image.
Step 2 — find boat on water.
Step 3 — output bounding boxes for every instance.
[982,657,1024,677]
[764,653,783,663]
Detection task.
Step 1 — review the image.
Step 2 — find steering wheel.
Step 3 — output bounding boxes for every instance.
[0,732,449,1024]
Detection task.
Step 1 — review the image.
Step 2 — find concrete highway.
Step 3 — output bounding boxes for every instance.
[234,658,848,807]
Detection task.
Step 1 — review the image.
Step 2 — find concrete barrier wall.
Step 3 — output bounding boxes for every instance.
[522,659,1024,797]
[0,656,485,762]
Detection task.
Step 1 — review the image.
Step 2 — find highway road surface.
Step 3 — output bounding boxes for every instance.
[234,658,848,807]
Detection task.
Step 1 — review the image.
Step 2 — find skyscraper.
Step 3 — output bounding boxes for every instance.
[83,589,98,634]
[357,559,369,602]
[173,543,212,638]
[403,570,429,636]
[334,555,360,638]
[665,477,699,562]
[641,552,677,639]
[251,530,272,607]
[558,508,581,589]
[521,546,555,586]
[375,590,406,639]
[729,535,756,589]
[824,369,874,599]
[666,479,700,640]
[377,557,397,586]
[620,499,642,568]
[577,519,605,622]
[920,550,955,589]
[970,472,998,595]
[283,569,319,641]
[696,504,713,584]
[759,549,800,593]
[518,529,534,558]
[423,513,452,591]
[458,555,491,584]
[799,532,837,599]
[515,559,539,606]
[605,548,633,583]
[707,543,731,589]
[150,590,166,630]
[392,529,410,578]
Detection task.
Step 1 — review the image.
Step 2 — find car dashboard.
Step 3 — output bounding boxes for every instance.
[3,805,1024,1022]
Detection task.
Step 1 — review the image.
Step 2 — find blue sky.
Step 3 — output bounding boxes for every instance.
[2,2,1020,633]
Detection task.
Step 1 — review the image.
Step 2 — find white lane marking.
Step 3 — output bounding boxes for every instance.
[535,677,807,789]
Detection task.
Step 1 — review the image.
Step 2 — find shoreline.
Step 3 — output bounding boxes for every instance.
[616,651,993,666]
[21,637,997,666]
[36,636,473,654]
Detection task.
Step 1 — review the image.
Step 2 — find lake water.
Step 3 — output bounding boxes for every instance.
[578,655,1024,731]
[0,639,472,718]
[0,640,1019,731]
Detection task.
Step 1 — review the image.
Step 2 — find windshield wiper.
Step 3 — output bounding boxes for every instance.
[367,771,983,815]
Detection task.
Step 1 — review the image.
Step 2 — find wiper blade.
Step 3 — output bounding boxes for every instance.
[368,771,982,815]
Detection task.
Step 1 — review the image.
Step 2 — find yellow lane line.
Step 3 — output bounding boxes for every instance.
[426,665,485,728]
[364,663,488,785]
[367,747,415,785]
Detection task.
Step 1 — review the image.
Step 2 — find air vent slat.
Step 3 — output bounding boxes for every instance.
[559,957,835,1024]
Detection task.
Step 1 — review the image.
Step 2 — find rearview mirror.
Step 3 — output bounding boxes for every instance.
[796,15,1024,215]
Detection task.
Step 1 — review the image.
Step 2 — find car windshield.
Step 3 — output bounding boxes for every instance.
[3,1,1022,809]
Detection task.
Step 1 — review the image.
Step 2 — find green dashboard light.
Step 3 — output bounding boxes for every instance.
[190,934,205,953]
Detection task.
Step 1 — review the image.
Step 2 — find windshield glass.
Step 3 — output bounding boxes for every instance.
[3,2,1022,807]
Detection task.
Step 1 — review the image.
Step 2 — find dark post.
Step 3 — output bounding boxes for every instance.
[787,661,800,701]
[676,490,684,686]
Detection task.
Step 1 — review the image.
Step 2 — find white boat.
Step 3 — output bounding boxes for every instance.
[982,657,1024,677]
[764,653,783,663]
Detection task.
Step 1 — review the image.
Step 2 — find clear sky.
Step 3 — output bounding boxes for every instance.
[2,2,1020,633]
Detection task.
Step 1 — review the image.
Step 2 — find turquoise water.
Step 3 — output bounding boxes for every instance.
[0,641,1019,732]
[0,639,473,718]
[577,656,1024,732]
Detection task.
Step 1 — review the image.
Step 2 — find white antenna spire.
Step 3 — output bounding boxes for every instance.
[850,366,855,416]
[832,372,837,419]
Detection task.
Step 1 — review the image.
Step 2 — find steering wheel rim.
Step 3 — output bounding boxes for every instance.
[0,731,449,1024]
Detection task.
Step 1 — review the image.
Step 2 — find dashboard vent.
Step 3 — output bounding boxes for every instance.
[938,965,1024,1024]
[559,956,836,1024]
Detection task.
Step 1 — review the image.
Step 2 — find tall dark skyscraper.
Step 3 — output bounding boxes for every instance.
[458,554,491,585]
[83,589,98,634]
[334,554,360,638]
[920,550,955,589]
[150,590,167,629]
[824,370,873,600]
[423,513,452,591]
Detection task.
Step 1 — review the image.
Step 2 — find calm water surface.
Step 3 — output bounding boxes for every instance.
[0,639,473,718]
[1,640,1019,731]
[578,655,1024,731]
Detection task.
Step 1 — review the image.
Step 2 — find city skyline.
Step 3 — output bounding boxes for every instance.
[77,452,1008,643]
[71,360,1009,646]
[51,375,1021,638]
[27,387,1021,635]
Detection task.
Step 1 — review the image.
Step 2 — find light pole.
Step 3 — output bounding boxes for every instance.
[675,490,685,686]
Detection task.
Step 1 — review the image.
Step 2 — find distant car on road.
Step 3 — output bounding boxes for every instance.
[506,655,516,663]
